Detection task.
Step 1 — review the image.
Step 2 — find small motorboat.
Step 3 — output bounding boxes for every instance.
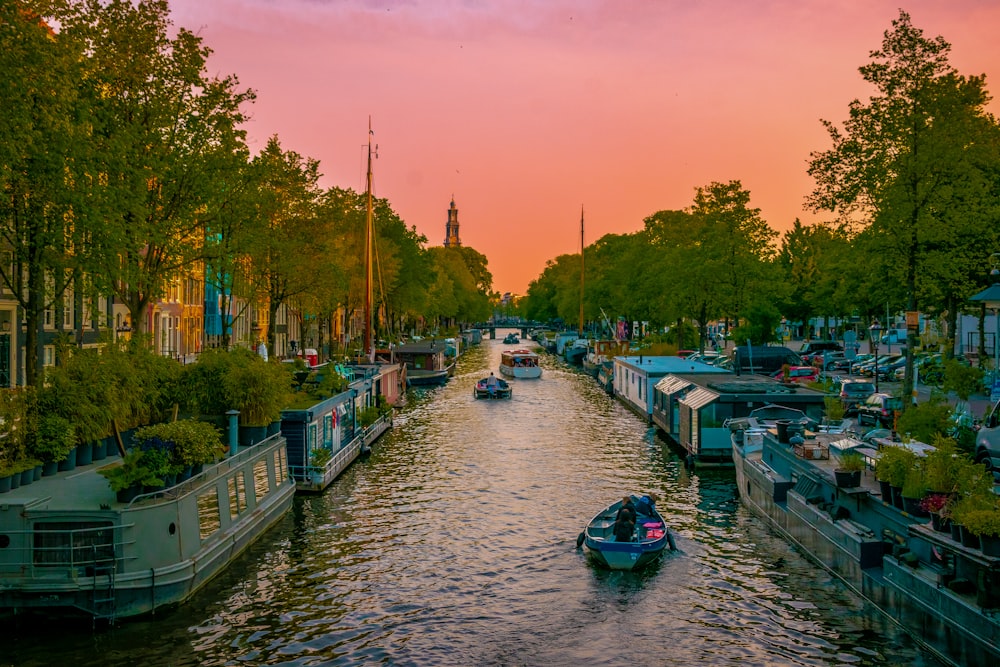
[578,496,675,570]
[474,376,512,399]
[503,333,520,344]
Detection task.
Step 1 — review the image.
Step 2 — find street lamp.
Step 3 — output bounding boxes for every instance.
[869,320,882,393]
[970,254,1000,398]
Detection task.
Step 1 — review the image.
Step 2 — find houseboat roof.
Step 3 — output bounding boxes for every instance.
[616,355,731,376]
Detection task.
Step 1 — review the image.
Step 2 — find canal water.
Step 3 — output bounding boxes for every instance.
[3,335,944,667]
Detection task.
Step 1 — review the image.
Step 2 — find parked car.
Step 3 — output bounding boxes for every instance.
[771,366,820,384]
[856,392,904,427]
[815,351,846,370]
[797,341,844,364]
[839,379,876,414]
[731,346,803,375]
[975,398,1000,473]
[857,355,900,377]
[830,353,872,373]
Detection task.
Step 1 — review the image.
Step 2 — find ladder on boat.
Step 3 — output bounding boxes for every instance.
[89,546,117,625]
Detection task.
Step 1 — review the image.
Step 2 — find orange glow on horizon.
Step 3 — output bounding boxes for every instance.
[169,0,1000,295]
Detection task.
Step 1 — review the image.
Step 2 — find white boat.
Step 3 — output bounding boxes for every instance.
[0,435,295,621]
[499,349,542,379]
[500,349,542,378]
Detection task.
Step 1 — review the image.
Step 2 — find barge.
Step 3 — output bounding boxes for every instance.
[729,413,1000,666]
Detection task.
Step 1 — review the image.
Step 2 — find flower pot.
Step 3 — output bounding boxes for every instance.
[981,535,1000,558]
[58,447,78,472]
[903,496,928,518]
[76,443,93,467]
[177,465,193,483]
[0,474,11,494]
[775,420,791,444]
[41,461,59,477]
[267,420,281,437]
[890,486,904,510]
[92,439,107,461]
[951,522,963,543]
[19,469,34,486]
[33,465,42,481]
[9,472,20,490]
[960,526,981,550]
[116,483,142,504]
[931,513,952,533]
[878,480,892,502]
[835,470,861,488]
[163,473,178,488]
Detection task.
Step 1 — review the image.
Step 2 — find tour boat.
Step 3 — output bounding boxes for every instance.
[499,349,541,379]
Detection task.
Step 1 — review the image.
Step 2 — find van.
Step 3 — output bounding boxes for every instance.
[731,346,802,375]
[880,329,908,346]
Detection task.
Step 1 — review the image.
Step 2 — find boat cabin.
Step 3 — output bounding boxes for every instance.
[612,356,730,422]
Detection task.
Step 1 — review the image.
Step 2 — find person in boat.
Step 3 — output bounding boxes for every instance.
[485,372,499,396]
[634,492,658,517]
[613,513,634,542]
[615,495,637,525]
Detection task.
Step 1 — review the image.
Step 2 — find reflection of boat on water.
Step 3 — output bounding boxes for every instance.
[0,435,295,621]
[502,333,520,345]
[579,496,675,571]
[499,349,541,379]
[729,408,1000,667]
[474,375,511,399]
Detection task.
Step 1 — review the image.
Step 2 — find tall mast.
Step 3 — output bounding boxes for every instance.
[579,205,584,337]
[364,118,375,361]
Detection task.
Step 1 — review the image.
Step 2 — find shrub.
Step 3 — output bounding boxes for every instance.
[961,508,1000,538]
[836,450,866,473]
[901,465,928,500]
[99,449,164,492]
[31,413,77,464]
[132,420,225,467]
[894,396,953,445]
[874,445,917,487]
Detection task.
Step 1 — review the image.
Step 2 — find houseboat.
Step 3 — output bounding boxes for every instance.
[282,366,394,493]
[611,355,729,423]
[582,340,627,378]
[651,374,827,466]
[395,341,452,386]
[729,415,1000,667]
[0,434,295,621]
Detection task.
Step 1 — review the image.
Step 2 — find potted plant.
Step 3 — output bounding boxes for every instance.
[961,507,1000,556]
[923,436,961,495]
[900,466,929,517]
[834,450,865,488]
[99,449,164,503]
[223,349,289,445]
[30,413,77,476]
[949,491,994,549]
[921,493,951,532]
[874,445,916,508]
[132,420,226,479]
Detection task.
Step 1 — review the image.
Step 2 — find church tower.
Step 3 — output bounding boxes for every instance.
[444,197,462,248]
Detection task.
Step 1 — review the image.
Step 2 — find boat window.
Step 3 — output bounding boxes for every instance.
[323,414,333,446]
[309,423,318,451]
[228,472,247,519]
[253,459,270,501]
[198,488,221,541]
[273,448,287,485]
[33,521,114,567]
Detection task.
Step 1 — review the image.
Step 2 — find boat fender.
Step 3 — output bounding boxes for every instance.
[667,532,677,551]
[576,532,585,549]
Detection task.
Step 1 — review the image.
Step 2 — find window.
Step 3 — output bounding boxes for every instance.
[33,521,114,567]
[273,448,287,485]
[253,459,270,502]
[198,488,221,541]
[228,473,247,519]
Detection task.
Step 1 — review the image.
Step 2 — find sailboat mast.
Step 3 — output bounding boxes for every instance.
[364,119,375,360]
[579,206,584,337]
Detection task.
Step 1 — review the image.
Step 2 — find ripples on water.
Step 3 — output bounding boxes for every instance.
[2,337,943,667]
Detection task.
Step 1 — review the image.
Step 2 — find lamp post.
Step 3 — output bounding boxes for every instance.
[869,320,882,393]
[970,254,1000,399]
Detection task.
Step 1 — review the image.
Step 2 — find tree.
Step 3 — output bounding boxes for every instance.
[60,0,254,338]
[0,1,90,384]
[808,10,1000,409]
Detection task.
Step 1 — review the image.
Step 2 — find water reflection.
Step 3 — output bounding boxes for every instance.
[1,335,943,667]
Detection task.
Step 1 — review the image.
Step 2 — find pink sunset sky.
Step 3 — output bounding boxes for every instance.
[168,0,1000,296]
